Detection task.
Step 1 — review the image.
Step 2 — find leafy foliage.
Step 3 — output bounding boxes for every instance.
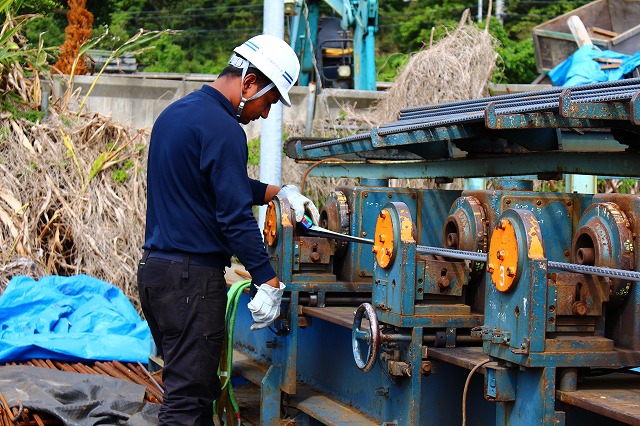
[375,0,593,83]
[0,0,49,114]
[37,1,598,83]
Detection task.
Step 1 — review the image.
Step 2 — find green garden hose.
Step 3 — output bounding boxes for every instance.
[214,279,251,426]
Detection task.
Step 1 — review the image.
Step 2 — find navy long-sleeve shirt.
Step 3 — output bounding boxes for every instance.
[143,84,277,284]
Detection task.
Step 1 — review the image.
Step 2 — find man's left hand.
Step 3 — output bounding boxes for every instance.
[248,282,285,330]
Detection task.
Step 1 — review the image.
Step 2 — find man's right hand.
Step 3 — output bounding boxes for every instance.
[247,282,285,330]
[277,185,320,225]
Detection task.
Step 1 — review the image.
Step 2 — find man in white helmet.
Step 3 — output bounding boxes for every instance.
[138,34,319,425]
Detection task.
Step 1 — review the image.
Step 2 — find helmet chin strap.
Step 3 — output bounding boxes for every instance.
[230,54,275,121]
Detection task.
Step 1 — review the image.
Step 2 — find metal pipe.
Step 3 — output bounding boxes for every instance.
[284,296,371,305]
[399,77,640,114]
[384,87,640,131]
[381,333,482,344]
[302,132,371,150]
[378,90,640,136]
[559,368,578,392]
[305,82,316,137]
[399,84,640,120]
[361,178,389,187]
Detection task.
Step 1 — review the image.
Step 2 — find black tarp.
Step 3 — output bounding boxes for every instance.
[0,365,159,425]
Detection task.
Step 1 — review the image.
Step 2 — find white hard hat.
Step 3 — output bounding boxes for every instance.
[233,34,300,107]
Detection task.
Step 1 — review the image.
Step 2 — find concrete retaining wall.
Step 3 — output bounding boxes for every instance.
[51,73,387,139]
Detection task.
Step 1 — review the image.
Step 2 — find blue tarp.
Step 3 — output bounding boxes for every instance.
[0,275,151,363]
[548,44,640,86]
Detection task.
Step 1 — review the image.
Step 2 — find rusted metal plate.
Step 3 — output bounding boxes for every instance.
[426,346,490,373]
[231,350,269,387]
[557,373,640,424]
[544,336,614,352]
[302,306,356,329]
[290,384,379,426]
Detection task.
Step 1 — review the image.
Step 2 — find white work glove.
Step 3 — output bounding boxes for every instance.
[247,282,286,331]
[278,185,320,226]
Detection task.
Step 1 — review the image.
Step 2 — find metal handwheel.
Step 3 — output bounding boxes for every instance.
[352,302,380,372]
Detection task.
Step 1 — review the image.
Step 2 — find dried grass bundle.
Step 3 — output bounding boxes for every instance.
[0,92,149,308]
[370,10,500,125]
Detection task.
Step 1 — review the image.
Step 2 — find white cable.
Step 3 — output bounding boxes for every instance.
[462,359,492,426]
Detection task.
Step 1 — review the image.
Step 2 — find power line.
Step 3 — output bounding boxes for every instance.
[111,4,262,17]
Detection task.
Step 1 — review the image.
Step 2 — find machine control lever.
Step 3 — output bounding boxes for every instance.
[305,224,375,245]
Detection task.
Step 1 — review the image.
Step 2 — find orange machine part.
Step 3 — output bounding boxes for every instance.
[263,201,278,247]
[372,208,395,269]
[488,219,519,292]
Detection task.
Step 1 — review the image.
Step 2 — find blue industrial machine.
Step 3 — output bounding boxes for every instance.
[286,0,378,90]
[230,79,640,425]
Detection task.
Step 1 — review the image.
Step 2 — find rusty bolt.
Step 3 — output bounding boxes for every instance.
[310,252,320,262]
[363,192,368,198]
[388,193,393,198]
[372,246,379,254]
[487,263,495,273]
[421,361,431,374]
[362,231,367,237]
[379,234,386,242]
[505,199,512,205]
[536,200,542,206]
[498,219,508,230]
[267,220,273,227]
[566,200,573,207]
[506,267,515,277]
[564,250,570,257]
[437,276,451,289]
[270,230,276,237]
[497,250,506,260]
[379,211,386,219]
[572,301,587,316]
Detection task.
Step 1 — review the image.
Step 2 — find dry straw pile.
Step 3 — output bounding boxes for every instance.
[369,10,500,125]
[0,72,149,308]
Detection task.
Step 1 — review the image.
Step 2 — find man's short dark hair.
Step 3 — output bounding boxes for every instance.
[219,63,272,89]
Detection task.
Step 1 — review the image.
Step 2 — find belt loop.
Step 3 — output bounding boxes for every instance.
[182,255,190,280]
[140,250,150,264]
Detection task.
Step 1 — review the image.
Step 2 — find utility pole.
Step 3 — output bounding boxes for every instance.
[259,0,285,231]
[477,0,483,22]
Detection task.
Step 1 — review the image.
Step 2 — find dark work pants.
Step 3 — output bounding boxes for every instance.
[138,256,227,426]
